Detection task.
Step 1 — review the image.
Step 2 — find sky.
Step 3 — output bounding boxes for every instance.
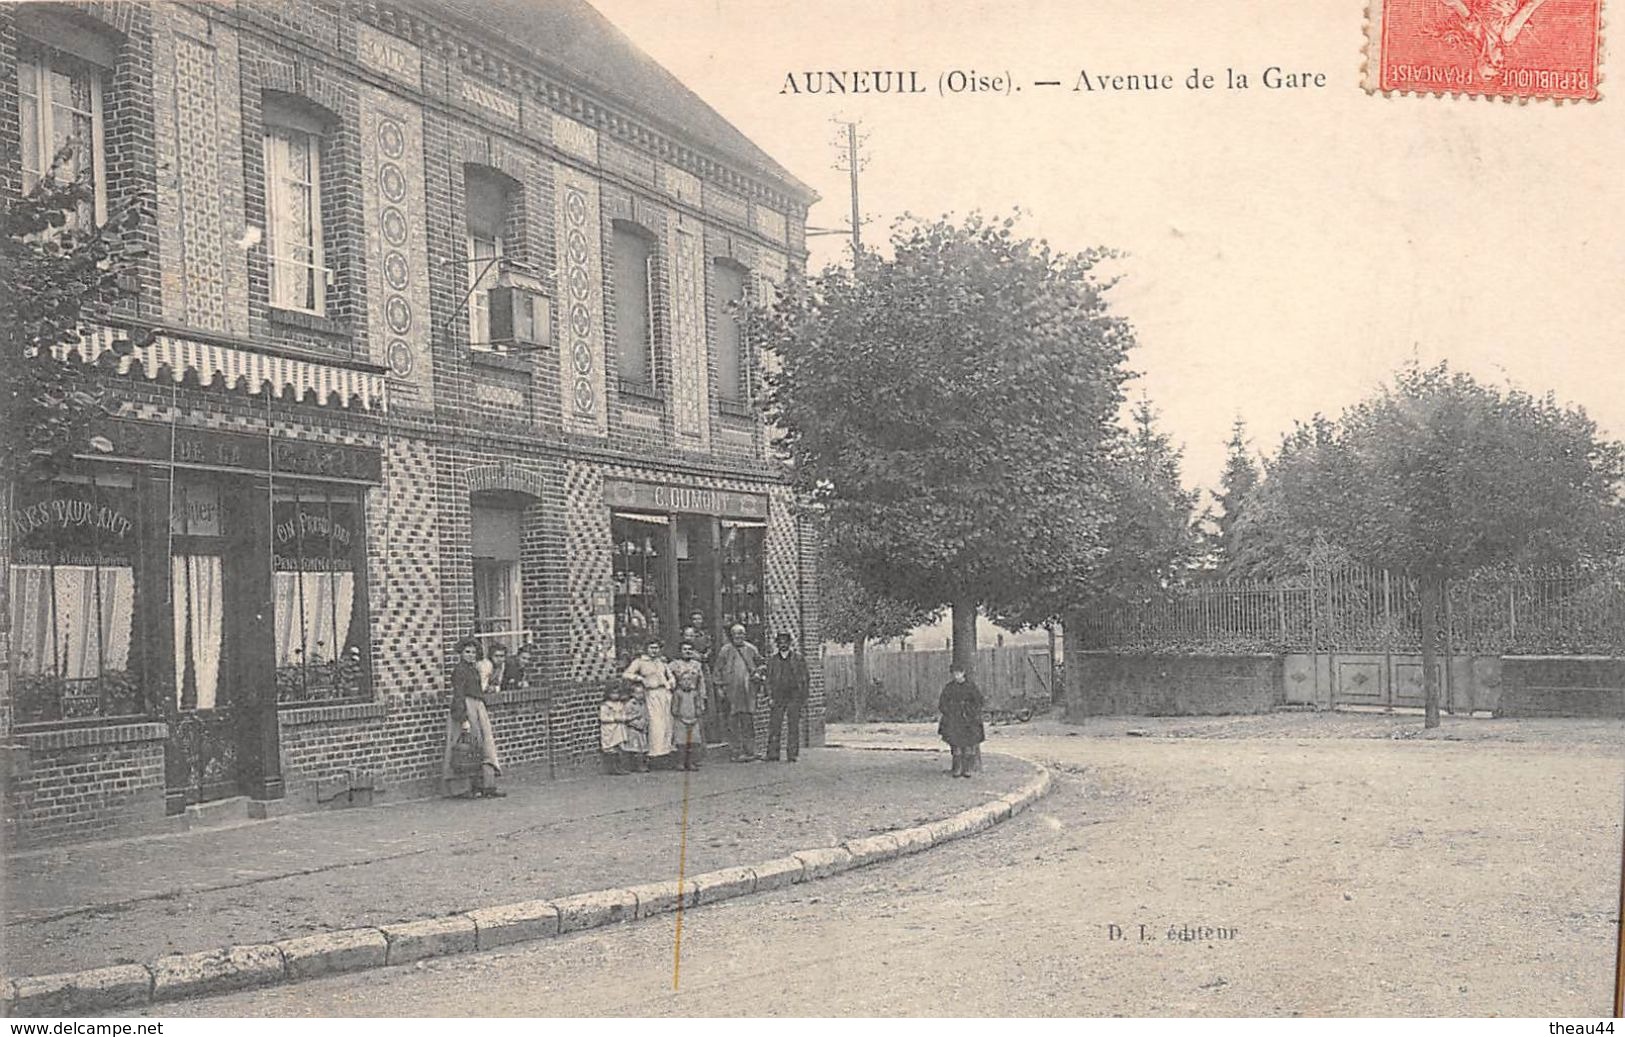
[590,0,1625,500]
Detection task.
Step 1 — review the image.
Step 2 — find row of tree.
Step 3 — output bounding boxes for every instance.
[760,213,1625,728]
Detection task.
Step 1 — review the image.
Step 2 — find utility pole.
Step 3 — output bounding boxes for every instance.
[842,120,862,256]
[807,118,868,262]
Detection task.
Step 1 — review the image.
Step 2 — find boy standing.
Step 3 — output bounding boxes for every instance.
[669,641,708,771]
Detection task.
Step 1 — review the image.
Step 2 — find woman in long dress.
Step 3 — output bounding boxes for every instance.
[623,639,676,768]
[445,637,505,797]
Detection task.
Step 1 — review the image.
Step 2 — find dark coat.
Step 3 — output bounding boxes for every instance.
[937,678,985,748]
[450,660,483,722]
[765,650,809,702]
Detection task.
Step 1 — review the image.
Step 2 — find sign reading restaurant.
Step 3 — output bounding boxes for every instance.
[603,478,768,519]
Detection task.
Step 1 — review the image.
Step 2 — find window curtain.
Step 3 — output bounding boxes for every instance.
[273,570,355,668]
[9,565,133,679]
[265,127,318,310]
[171,556,223,711]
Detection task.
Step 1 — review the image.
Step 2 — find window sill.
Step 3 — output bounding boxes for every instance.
[618,379,664,402]
[470,348,533,374]
[268,307,350,337]
[717,399,755,419]
[278,700,386,726]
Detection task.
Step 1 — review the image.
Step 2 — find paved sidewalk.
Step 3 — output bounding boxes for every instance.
[3,747,1034,978]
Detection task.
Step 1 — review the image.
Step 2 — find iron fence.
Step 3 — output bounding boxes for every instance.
[1074,566,1625,656]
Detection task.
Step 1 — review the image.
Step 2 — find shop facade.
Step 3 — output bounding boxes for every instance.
[2,0,819,845]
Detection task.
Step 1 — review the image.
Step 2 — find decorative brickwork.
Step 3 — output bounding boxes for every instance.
[362,87,433,408]
[669,221,710,450]
[370,437,443,700]
[153,6,250,334]
[1,0,815,844]
[563,461,615,683]
[556,168,607,436]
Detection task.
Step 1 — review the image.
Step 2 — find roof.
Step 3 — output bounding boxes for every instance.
[417,0,815,205]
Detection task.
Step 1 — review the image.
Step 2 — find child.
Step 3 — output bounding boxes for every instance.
[622,681,650,773]
[669,640,708,771]
[599,684,628,774]
[937,665,985,779]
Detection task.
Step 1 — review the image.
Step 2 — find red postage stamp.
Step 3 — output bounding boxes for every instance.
[1365,0,1604,100]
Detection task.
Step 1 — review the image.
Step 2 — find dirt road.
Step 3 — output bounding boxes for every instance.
[145,723,1624,1017]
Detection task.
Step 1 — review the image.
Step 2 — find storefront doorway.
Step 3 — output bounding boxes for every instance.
[604,479,771,690]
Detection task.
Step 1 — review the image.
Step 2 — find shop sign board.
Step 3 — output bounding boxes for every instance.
[603,478,768,519]
[92,420,383,483]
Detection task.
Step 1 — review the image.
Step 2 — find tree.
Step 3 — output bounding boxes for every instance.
[1245,361,1625,726]
[819,553,937,720]
[1211,417,1260,574]
[759,212,1132,673]
[1081,397,1200,609]
[2,154,141,482]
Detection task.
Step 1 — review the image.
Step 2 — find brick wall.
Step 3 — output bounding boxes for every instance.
[4,724,168,846]
[1065,653,1285,718]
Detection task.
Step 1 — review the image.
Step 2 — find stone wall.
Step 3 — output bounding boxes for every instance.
[1064,653,1284,718]
[1495,657,1625,718]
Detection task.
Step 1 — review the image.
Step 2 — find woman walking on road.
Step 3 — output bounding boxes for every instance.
[938,664,985,779]
[446,637,505,798]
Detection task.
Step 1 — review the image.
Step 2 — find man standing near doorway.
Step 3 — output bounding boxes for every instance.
[715,624,764,762]
[764,632,810,763]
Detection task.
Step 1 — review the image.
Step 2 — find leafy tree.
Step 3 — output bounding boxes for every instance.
[1244,361,1625,726]
[1211,416,1260,574]
[818,551,937,720]
[758,212,1132,673]
[1082,397,1200,608]
[2,154,142,482]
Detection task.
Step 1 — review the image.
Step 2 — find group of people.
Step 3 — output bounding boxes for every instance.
[441,613,814,797]
[599,617,811,774]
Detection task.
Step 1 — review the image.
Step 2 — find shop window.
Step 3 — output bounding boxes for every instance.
[612,221,656,392]
[720,520,766,650]
[8,474,142,724]
[464,166,514,352]
[16,44,106,225]
[271,485,369,704]
[611,512,669,665]
[262,96,329,314]
[713,259,748,409]
[471,501,525,651]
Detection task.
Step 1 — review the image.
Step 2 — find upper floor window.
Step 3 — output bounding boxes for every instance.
[464,166,514,351]
[712,260,748,406]
[262,98,329,314]
[612,221,656,391]
[17,47,106,224]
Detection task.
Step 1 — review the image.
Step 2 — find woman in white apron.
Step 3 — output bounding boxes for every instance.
[623,640,676,766]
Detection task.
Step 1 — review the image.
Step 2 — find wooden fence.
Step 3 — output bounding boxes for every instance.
[823,645,1057,720]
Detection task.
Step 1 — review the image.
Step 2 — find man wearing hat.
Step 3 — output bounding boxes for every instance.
[764,632,810,763]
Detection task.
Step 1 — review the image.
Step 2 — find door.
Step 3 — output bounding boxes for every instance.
[164,476,240,812]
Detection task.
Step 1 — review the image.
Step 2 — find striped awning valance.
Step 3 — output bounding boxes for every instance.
[60,326,388,412]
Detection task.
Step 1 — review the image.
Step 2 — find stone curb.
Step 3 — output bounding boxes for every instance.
[1,751,1052,1016]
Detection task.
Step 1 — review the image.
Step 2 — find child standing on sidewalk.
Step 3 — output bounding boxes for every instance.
[622,683,650,772]
[670,640,708,771]
[599,684,628,774]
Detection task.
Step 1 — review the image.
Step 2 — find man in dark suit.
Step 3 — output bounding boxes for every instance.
[764,632,810,762]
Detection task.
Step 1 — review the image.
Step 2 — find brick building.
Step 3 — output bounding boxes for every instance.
[2,0,820,845]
